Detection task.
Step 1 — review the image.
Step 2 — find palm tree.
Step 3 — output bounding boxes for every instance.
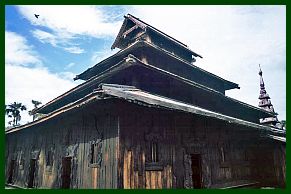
[28,100,42,121]
[5,102,27,126]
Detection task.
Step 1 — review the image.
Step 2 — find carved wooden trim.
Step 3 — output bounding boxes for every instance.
[88,139,102,168]
[31,150,40,160]
[65,144,78,157]
[183,154,193,189]
[18,150,25,170]
[145,162,164,171]
[122,24,139,38]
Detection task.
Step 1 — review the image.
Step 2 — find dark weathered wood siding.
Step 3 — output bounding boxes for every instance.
[117,102,284,188]
[5,101,119,189]
[5,100,285,189]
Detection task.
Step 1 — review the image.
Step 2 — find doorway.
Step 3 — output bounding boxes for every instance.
[27,159,37,188]
[191,154,202,188]
[7,159,16,184]
[61,157,72,189]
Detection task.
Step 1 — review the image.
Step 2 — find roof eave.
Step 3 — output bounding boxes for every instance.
[100,84,285,135]
[40,53,275,118]
[111,15,129,50]
[6,84,285,139]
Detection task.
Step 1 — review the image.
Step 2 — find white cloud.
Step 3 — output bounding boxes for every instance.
[64,62,75,70]
[63,46,84,54]
[32,29,85,54]
[5,64,77,125]
[131,5,286,120]
[90,50,118,66]
[32,29,58,46]
[5,31,78,125]
[57,71,76,80]
[17,6,124,55]
[17,6,126,55]
[18,5,122,38]
[5,31,41,66]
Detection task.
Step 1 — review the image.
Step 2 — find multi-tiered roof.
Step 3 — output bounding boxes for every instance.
[9,14,283,140]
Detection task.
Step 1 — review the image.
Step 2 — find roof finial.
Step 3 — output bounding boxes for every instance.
[259,64,265,90]
[259,64,262,76]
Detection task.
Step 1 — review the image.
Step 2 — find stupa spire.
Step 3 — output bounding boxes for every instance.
[258,64,278,126]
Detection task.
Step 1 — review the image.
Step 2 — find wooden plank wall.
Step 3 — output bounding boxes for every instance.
[5,101,119,189]
[5,100,285,189]
[117,102,284,189]
[273,144,286,188]
[121,149,172,189]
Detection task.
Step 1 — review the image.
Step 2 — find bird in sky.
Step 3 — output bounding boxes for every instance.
[34,14,39,19]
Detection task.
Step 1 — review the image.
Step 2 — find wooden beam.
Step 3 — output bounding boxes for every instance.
[122,25,139,38]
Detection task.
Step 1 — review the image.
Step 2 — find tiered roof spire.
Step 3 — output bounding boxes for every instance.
[258,64,278,126]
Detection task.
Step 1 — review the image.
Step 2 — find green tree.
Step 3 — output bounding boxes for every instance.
[5,102,27,126]
[28,100,42,121]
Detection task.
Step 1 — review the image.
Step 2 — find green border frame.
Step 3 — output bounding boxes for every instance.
[1,0,288,194]
[1,0,288,5]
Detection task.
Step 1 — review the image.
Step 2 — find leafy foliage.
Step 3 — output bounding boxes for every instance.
[28,100,43,121]
[5,102,27,126]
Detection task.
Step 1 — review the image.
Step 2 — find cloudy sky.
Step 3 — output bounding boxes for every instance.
[5,5,286,125]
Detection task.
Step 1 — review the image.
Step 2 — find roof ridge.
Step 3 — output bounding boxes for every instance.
[126,14,189,48]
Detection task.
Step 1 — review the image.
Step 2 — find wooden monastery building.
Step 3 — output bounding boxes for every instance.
[5,14,286,189]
